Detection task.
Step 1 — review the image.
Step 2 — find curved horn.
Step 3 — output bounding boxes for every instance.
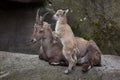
[39,12,49,25]
[36,8,40,23]
[43,12,49,19]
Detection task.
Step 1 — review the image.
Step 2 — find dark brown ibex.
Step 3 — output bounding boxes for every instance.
[31,9,67,65]
[31,9,101,74]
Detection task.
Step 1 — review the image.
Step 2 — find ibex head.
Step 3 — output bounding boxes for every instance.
[31,9,49,43]
[53,9,69,21]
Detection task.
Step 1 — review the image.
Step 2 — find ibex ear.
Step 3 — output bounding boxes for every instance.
[63,9,69,15]
[39,16,43,25]
[39,16,43,21]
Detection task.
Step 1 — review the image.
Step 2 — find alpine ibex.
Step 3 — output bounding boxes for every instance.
[53,9,77,74]
[31,9,67,65]
[31,9,101,74]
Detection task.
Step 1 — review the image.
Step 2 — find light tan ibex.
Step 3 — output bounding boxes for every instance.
[53,9,77,74]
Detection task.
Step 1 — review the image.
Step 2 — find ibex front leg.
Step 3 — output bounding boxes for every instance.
[52,31,60,44]
[39,39,48,61]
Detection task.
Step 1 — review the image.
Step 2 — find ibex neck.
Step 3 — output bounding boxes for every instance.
[58,16,67,24]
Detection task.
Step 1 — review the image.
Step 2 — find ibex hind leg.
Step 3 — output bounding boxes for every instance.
[82,62,91,73]
[63,50,76,74]
[72,53,77,70]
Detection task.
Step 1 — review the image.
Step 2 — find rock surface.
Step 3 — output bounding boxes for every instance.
[0,51,120,80]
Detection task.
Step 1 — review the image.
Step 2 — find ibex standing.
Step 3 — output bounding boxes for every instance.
[53,9,77,74]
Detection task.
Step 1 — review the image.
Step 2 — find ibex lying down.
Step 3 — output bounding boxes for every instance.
[31,9,101,74]
[53,9,77,74]
[75,37,101,72]
[31,9,67,65]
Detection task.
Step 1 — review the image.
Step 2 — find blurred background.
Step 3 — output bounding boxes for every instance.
[0,0,119,55]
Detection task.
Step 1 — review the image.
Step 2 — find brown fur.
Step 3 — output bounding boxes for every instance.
[31,9,67,65]
[38,22,67,65]
[73,38,101,72]
[31,9,102,74]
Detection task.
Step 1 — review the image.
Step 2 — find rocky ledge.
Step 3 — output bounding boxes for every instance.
[0,51,120,80]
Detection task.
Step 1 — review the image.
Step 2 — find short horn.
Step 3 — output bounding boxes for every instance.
[42,12,49,21]
[39,12,49,25]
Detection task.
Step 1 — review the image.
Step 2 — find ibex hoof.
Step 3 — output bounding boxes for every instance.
[64,69,70,74]
[81,68,88,73]
[50,62,59,66]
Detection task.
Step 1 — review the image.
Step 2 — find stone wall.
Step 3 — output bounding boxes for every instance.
[0,1,47,54]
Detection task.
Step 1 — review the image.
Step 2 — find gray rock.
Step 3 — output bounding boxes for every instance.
[0,51,120,80]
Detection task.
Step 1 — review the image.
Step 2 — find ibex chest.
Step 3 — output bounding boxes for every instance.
[55,22,65,36]
[55,21,62,31]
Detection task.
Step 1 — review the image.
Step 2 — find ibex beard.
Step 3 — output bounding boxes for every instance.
[53,9,77,74]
